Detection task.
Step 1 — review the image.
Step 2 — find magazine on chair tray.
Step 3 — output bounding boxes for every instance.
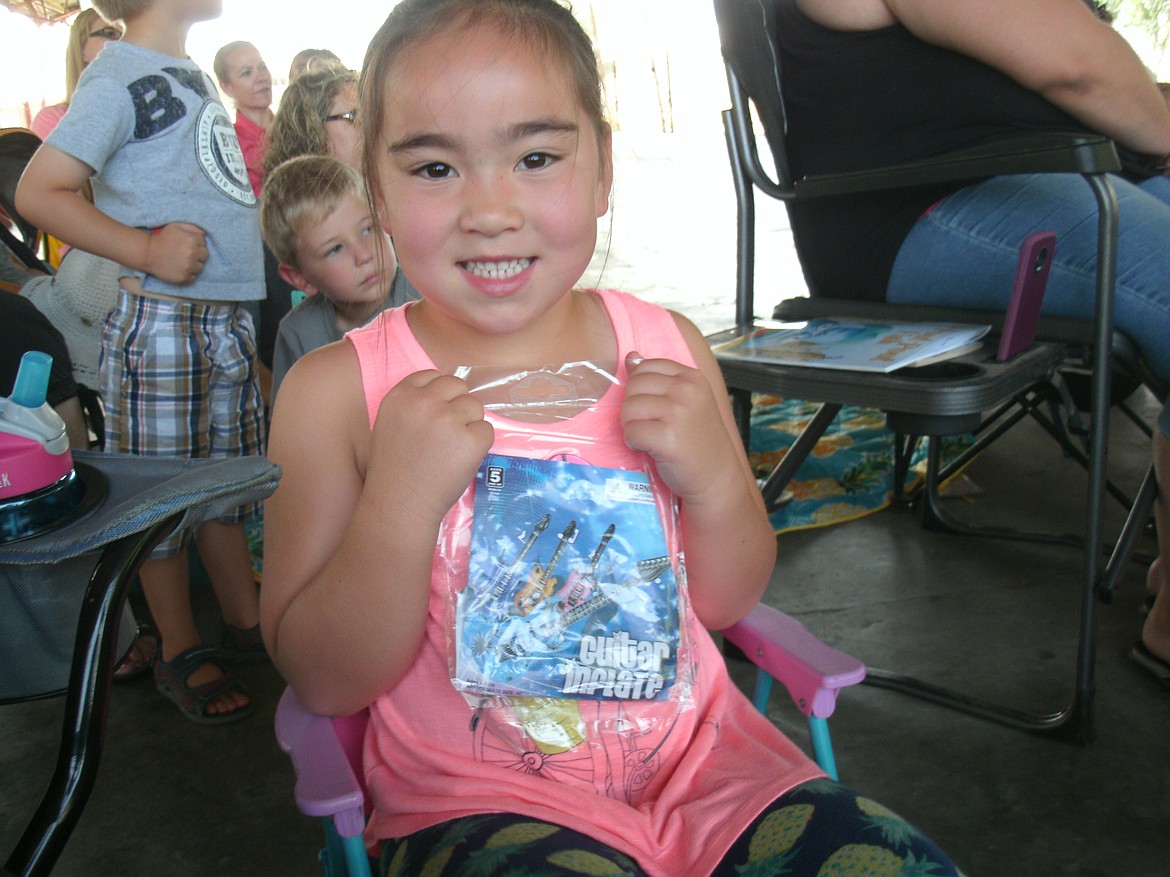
[711,318,991,373]
[454,453,681,701]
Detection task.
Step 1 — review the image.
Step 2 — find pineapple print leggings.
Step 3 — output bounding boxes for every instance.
[380,779,963,876]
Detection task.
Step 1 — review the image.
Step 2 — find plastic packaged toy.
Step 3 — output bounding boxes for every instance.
[456,452,681,701]
[437,361,696,728]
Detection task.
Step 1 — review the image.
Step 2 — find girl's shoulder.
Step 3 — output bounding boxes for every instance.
[591,288,695,361]
[591,287,674,329]
[270,335,366,449]
[290,332,362,388]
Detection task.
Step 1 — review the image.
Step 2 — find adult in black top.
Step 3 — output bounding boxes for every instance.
[775,0,1170,683]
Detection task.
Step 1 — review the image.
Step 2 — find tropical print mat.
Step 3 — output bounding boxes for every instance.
[746,395,968,535]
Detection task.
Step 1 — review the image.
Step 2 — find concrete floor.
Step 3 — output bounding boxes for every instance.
[753,387,1170,877]
[2,386,1167,876]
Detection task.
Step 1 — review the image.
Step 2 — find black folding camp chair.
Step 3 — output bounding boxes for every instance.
[1,453,280,877]
[711,0,1157,743]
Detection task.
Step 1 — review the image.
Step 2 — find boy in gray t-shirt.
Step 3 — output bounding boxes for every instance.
[16,0,267,724]
[260,154,419,404]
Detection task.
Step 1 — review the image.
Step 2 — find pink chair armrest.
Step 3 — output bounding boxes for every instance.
[274,687,367,838]
[719,603,865,719]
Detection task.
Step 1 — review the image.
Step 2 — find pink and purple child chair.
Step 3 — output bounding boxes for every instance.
[275,602,865,877]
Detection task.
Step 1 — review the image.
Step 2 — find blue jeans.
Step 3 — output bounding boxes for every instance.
[886,172,1170,433]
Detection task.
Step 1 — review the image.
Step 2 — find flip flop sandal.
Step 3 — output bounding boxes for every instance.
[113,629,158,683]
[220,622,269,665]
[1129,641,1170,689]
[153,644,253,724]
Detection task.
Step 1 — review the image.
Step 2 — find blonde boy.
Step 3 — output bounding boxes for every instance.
[16,0,266,723]
[260,155,418,402]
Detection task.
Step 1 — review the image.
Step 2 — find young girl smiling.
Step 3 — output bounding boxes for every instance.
[261,2,960,873]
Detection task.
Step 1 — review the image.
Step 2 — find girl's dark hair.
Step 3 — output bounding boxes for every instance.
[358,0,605,202]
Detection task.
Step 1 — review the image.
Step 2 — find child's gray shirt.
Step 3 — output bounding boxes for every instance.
[271,271,420,402]
[47,41,263,303]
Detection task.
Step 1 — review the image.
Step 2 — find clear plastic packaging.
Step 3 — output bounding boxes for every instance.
[435,362,696,771]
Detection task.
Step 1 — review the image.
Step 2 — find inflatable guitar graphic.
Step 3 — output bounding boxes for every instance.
[496,555,672,664]
[483,513,551,603]
[554,523,615,612]
[514,519,578,616]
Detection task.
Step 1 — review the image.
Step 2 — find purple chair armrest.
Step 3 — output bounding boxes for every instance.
[275,687,367,838]
[720,603,865,719]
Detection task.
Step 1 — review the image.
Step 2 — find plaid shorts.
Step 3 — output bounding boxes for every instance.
[101,291,266,556]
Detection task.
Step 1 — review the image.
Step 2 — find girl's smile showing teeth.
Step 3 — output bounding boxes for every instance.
[460,258,534,280]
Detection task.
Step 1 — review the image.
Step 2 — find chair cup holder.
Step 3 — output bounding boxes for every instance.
[895,361,985,381]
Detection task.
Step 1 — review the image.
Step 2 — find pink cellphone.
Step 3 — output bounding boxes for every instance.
[996,230,1056,361]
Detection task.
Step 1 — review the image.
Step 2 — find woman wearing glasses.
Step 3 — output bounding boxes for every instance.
[31,8,122,141]
[263,66,361,174]
[261,66,417,407]
[244,66,371,391]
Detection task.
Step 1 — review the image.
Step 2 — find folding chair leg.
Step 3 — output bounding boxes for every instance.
[751,669,773,714]
[889,432,919,509]
[342,833,372,877]
[858,172,1121,747]
[321,818,373,877]
[5,516,182,877]
[916,437,1080,547]
[731,387,753,446]
[1098,464,1158,604]
[321,819,345,877]
[751,670,842,780]
[807,717,839,781]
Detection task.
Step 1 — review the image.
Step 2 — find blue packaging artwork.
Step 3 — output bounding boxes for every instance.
[454,453,680,701]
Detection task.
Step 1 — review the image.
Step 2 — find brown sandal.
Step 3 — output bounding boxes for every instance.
[113,628,158,683]
[219,623,269,665]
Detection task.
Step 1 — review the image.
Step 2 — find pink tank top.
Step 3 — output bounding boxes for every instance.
[347,289,821,876]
